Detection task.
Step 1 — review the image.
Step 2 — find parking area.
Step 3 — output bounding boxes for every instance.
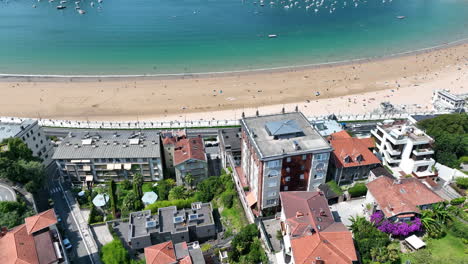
[0,183,16,202]
[90,224,114,248]
[330,198,367,227]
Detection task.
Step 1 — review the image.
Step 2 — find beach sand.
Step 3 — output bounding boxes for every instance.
[0,44,467,121]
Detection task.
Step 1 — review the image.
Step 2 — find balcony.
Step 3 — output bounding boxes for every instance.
[383,150,401,164]
[385,142,402,155]
[412,149,434,156]
[413,158,435,167]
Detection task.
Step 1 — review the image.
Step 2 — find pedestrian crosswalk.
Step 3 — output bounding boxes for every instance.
[49,186,63,194]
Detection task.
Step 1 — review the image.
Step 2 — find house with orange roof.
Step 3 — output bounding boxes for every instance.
[279,191,358,264]
[144,240,205,264]
[328,131,381,185]
[0,209,68,264]
[161,130,187,176]
[173,137,208,187]
[366,176,444,221]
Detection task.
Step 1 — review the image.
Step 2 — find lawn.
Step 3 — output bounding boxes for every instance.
[219,194,249,235]
[400,233,467,263]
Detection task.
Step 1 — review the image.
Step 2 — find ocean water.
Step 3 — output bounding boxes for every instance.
[0,0,467,75]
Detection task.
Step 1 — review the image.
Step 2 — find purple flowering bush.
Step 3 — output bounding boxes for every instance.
[370,211,422,236]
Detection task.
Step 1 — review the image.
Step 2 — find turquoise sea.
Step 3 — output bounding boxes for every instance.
[0,0,467,75]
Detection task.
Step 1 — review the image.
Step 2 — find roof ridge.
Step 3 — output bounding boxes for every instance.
[319,232,353,263]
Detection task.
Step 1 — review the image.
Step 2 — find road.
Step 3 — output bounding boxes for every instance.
[0,183,16,202]
[47,164,95,264]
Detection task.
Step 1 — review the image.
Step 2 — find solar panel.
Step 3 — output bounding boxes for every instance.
[189,214,198,221]
[173,216,184,224]
[146,220,157,228]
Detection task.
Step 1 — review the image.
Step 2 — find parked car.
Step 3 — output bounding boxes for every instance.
[63,238,72,250]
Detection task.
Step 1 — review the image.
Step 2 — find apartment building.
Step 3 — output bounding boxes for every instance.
[53,130,164,184]
[0,209,69,264]
[0,119,54,165]
[432,89,465,111]
[173,137,208,187]
[371,120,437,179]
[128,202,216,250]
[328,131,381,185]
[279,191,358,264]
[161,130,187,176]
[240,112,332,212]
[218,127,242,169]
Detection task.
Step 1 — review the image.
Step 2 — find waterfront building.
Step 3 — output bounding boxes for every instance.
[327,131,381,185]
[240,112,332,213]
[161,130,187,177]
[144,240,205,264]
[128,202,216,250]
[173,137,208,187]
[371,120,437,179]
[52,130,164,184]
[0,119,54,165]
[279,191,358,264]
[218,127,242,169]
[432,89,465,111]
[0,209,69,264]
[312,119,343,137]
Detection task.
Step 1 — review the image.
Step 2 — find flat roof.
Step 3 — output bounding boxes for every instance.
[53,130,161,159]
[0,119,36,142]
[33,230,58,264]
[219,127,241,152]
[437,90,464,102]
[129,210,155,238]
[312,119,343,137]
[241,112,331,159]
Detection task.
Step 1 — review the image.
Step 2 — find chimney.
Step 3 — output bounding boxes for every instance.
[319,209,326,216]
[296,211,304,218]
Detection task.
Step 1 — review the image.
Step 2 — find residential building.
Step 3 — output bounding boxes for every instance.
[240,112,332,212]
[52,130,164,184]
[366,176,444,221]
[368,166,395,181]
[174,137,208,187]
[218,127,241,168]
[128,202,216,250]
[327,131,381,185]
[0,119,54,165]
[0,209,68,264]
[279,191,358,264]
[371,120,437,179]
[432,89,465,111]
[144,240,205,264]
[161,130,187,176]
[312,119,343,137]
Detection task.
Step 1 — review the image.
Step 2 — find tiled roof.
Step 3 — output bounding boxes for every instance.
[174,137,206,165]
[367,177,444,218]
[329,132,380,168]
[25,209,57,235]
[145,241,177,264]
[280,191,357,264]
[0,225,39,264]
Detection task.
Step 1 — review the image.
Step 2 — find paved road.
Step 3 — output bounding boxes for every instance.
[0,183,16,202]
[47,165,97,264]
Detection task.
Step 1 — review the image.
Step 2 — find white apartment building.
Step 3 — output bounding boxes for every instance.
[371,120,436,178]
[0,119,54,166]
[432,89,465,111]
[53,130,164,184]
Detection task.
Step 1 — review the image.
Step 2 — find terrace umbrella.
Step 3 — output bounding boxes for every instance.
[141,191,158,205]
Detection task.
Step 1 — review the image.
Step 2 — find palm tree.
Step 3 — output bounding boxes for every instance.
[348,215,367,233]
[185,173,194,189]
[431,202,451,225]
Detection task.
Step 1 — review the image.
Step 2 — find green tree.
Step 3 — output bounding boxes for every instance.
[121,179,132,190]
[132,173,143,198]
[108,180,117,218]
[420,210,444,238]
[184,173,194,189]
[156,179,176,200]
[0,201,34,228]
[100,239,129,264]
[168,186,187,200]
[229,224,262,263]
[196,176,224,202]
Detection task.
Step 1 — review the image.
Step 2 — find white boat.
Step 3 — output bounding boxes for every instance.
[268,34,278,38]
[396,16,406,19]
[56,5,66,9]
[90,2,94,7]
[60,0,67,3]
[78,9,85,14]
[98,0,102,2]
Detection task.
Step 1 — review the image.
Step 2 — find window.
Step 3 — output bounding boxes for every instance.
[268,170,279,177]
[302,154,307,160]
[40,140,43,144]
[300,174,304,180]
[286,157,291,163]
[284,186,288,191]
[268,191,277,197]
[268,181,277,187]
[301,165,305,170]
[33,137,36,141]
[286,167,290,173]
[38,132,41,136]
[266,160,280,168]
[35,144,38,148]
[285,176,291,182]
[315,173,324,179]
[266,199,276,205]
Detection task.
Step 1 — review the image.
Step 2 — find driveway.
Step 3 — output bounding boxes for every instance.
[0,183,16,202]
[330,198,367,227]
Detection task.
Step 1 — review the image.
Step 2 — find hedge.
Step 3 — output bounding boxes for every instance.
[348,183,367,197]
[144,196,198,213]
[450,197,466,206]
[455,177,468,189]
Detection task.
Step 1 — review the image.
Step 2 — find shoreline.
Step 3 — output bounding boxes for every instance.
[0,37,467,82]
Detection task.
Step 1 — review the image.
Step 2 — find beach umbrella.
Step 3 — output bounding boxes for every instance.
[141,191,158,205]
[92,193,109,207]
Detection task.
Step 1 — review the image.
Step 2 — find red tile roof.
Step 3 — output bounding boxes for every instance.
[280,191,358,264]
[367,177,444,218]
[329,131,380,168]
[25,209,57,235]
[145,241,177,264]
[173,137,206,165]
[0,225,39,264]
[179,256,192,264]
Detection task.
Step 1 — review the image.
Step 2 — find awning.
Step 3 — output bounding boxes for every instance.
[114,163,122,169]
[106,164,114,170]
[85,175,94,182]
[246,192,257,207]
[405,235,426,250]
[83,165,91,171]
[124,164,132,170]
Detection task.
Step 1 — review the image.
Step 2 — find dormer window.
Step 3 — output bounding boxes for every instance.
[356,154,364,162]
[344,155,352,163]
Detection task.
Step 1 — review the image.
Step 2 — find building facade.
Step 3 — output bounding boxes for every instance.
[432,89,465,111]
[128,202,216,250]
[173,137,208,187]
[218,127,242,169]
[0,119,54,165]
[53,130,164,184]
[240,112,333,212]
[371,120,437,179]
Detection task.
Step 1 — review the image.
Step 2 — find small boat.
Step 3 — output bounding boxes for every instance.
[396,16,406,19]
[75,6,80,9]
[268,34,278,38]
[60,0,67,3]
[90,1,94,7]
[56,5,66,9]
[32,4,37,8]
[77,9,85,14]
[97,0,102,2]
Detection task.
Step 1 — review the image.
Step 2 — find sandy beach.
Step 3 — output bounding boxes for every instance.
[0,43,467,122]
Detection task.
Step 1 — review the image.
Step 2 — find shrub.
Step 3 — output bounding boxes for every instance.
[220,191,235,208]
[450,197,466,206]
[120,180,132,190]
[455,177,468,189]
[348,183,367,197]
[326,180,343,195]
[450,219,468,239]
[100,239,129,264]
[145,196,198,213]
[88,205,104,224]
